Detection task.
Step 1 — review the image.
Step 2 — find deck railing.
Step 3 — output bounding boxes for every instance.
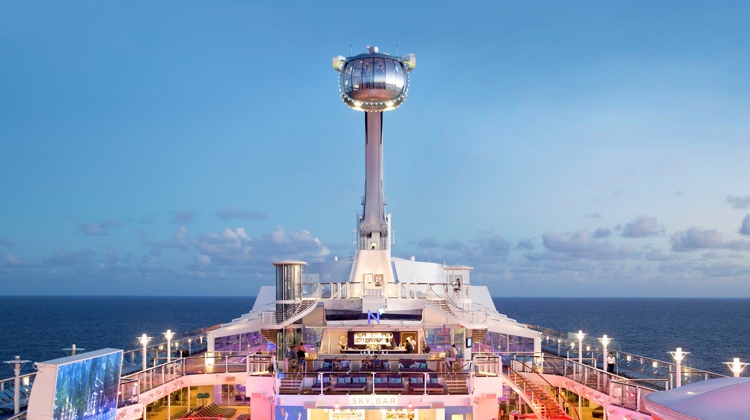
[535,332,727,389]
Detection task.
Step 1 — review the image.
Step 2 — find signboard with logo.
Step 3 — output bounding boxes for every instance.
[275,406,307,420]
[329,409,365,419]
[384,409,416,419]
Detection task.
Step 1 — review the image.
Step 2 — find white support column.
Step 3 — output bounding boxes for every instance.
[164,329,175,364]
[138,334,152,371]
[576,330,586,368]
[3,356,30,415]
[669,348,689,388]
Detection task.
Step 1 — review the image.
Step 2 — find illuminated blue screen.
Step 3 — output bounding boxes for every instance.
[52,350,123,420]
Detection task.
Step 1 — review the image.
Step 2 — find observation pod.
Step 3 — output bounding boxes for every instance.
[333,46,416,111]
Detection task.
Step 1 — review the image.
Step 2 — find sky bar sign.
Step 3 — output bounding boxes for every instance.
[349,395,399,406]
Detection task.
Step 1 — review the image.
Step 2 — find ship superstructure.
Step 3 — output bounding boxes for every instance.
[202,45,542,419]
[5,46,735,420]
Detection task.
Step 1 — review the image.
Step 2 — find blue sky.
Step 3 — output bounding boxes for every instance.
[2,2,750,296]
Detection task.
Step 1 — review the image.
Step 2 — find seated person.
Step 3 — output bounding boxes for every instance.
[445,344,458,370]
[338,356,350,371]
[362,356,373,370]
[332,358,341,371]
[372,355,382,368]
[296,346,306,361]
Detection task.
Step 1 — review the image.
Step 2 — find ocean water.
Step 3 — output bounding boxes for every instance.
[0,296,747,378]
[0,296,254,375]
[494,297,750,374]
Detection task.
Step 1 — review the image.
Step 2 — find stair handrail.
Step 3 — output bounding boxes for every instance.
[505,364,553,420]
[426,284,488,326]
[261,298,319,328]
[515,358,581,420]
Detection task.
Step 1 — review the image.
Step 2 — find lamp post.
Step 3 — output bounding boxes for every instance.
[62,344,84,356]
[576,330,586,367]
[598,335,612,372]
[575,330,585,420]
[164,329,175,364]
[188,338,192,356]
[138,334,152,371]
[668,347,689,388]
[725,358,749,378]
[3,356,30,415]
[557,339,562,356]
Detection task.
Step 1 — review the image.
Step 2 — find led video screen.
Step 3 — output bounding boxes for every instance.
[51,349,123,420]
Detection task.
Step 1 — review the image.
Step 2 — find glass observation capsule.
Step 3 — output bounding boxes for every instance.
[333,46,415,111]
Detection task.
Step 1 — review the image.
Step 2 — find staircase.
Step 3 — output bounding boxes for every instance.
[445,375,468,394]
[506,371,572,420]
[427,297,487,329]
[262,299,319,328]
[472,329,488,343]
[430,298,456,318]
[261,329,278,345]
[279,376,303,394]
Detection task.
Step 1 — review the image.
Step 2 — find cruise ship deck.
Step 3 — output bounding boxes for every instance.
[0,46,736,420]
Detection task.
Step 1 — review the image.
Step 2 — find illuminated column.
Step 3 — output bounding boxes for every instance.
[62,344,84,356]
[3,356,30,415]
[557,339,561,356]
[669,348,689,388]
[598,335,612,372]
[164,329,175,364]
[138,334,152,371]
[725,358,749,378]
[576,330,586,368]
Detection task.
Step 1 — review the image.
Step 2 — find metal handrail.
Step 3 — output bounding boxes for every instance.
[505,365,558,420]
[514,358,581,420]
[536,328,727,387]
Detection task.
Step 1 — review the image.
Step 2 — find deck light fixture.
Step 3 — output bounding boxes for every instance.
[164,329,175,364]
[3,356,30,414]
[725,357,749,378]
[576,330,585,366]
[138,334,152,371]
[668,347,689,387]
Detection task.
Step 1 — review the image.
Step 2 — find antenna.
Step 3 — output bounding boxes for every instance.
[396,44,399,56]
[349,44,353,56]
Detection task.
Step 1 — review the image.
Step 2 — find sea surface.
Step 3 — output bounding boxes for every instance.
[494,297,750,374]
[1,296,748,377]
[0,296,254,375]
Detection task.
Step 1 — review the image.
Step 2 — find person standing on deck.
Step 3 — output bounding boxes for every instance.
[606,352,617,374]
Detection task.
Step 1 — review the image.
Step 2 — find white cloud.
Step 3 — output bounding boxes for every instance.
[739,214,750,236]
[515,238,535,250]
[620,215,662,238]
[727,195,750,209]
[670,228,724,251]
[171,210,197,224]
[79,219,121,236]
[541,229,636,260]
[593,227,612,238]
[216,207,266,220]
